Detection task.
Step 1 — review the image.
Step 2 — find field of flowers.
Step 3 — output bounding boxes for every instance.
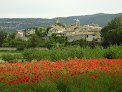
[0,59,122,92]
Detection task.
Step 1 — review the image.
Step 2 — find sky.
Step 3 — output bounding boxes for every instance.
[0,0,122,18]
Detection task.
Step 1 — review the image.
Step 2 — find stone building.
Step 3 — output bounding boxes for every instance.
[25,29,36,35]
[15,30,29,41]
[47,18,102,42]
[47,24,65,37]
[15,30,24,39]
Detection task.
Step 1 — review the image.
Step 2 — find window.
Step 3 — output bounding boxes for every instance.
[80,35,82,38]
[92,35,95,36]
[87,35,88,38]
[76,36,79,39]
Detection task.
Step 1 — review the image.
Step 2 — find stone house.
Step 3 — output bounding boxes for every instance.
[15,30,24,39]
[25,29,36,35]
[47,24,65,37]
[15,30,29,41]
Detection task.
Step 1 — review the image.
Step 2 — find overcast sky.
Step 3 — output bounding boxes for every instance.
[0,0,122,18]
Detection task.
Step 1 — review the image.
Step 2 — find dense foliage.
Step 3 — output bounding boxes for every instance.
[1,45,122,63]
[0,30,7,47]
[101,16,122,46]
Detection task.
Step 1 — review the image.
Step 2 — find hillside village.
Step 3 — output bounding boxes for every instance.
[15,18,102,42]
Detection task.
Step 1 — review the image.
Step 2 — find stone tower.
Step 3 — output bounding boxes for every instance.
[76,19,80,26]
[56,18,60,24]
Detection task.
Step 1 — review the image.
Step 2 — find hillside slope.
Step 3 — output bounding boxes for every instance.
[0,13,122,33]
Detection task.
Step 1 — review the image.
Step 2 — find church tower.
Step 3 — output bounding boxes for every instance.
[76,19,80,26]
[56,18,60,24]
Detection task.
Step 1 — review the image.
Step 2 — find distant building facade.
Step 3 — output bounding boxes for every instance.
[47,18,102,42]
[15,28,36,41]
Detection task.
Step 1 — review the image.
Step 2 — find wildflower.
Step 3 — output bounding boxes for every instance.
[12,88,15,91]
[30,86,33,87]
[89,86,92,88]
[80,78,83,80]
[99,87,102,91]
[1,77,5,80]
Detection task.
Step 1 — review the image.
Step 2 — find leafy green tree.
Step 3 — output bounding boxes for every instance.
[101,16,122,46]
[88,39,97,48]
[105,28,122,45]
[2,32,15,44]
[108,16,122,29]
[35,27,46,37]
[79,39,85,47]
[0,30,7,47]
[26,34,40,48]
[71,40,80,45]
[9,38,26,47]
[46,27,52,34]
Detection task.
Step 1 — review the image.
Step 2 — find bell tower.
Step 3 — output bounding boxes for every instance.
[76,19,80,26]
[56,18,60,24]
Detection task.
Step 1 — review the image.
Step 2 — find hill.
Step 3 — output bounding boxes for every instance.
[0,13,122,33]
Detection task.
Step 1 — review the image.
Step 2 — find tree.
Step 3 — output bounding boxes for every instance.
[46,27,52,34]
[0,30,7,47]
[101,16,122,46]
[26,34,40,48]
[9,38,26,49]
[35,27,46,37]
[3,32,15,43]
[88,39,97,48]
[105,28,122,45]
[108,16,122,29]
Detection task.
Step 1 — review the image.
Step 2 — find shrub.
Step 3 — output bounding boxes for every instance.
[17,44,25,50]
[2,54,14,62]
[22,45,122,62]
[2,54,23,63]
[22,49,34,61]
[103,49,116,59]
[68,46,83,59]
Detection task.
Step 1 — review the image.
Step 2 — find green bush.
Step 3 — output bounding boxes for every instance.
[104,50,116,59]
[2,54,23,63]
[22,46,84,62]
[22,49,34,61]
[17,44,25,50]
[68,46,83,59]
[103,45,121,59]
[2,54,14,62]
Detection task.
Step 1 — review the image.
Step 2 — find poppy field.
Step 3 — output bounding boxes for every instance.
[0,58,122,92]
